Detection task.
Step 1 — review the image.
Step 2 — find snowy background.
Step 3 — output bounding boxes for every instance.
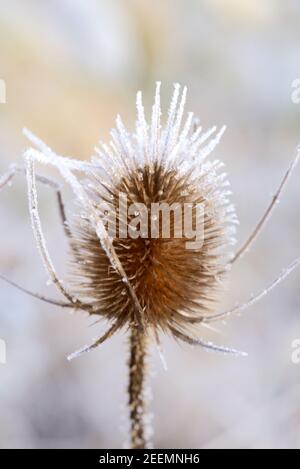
[0,0,300,448]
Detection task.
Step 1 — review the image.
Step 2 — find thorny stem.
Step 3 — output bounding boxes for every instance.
[128,325,148,449]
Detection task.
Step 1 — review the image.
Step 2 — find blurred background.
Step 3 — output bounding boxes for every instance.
[1,0,300,449]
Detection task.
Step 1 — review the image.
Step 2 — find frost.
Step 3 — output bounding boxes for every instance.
[150,81,161,159]
[197,125,227,162]
[67,344,91,361]
[160,83,181,161]
[136,90,149,166]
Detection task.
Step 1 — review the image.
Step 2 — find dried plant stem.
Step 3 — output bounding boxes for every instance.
[205,255,300,323]
[0,273,72,307]
[128,325,147,449]
[0,167,15,191]
[231,148,300,264]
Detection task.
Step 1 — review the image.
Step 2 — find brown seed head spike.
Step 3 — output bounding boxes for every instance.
[22,84,240,354]
[69,159,233,336]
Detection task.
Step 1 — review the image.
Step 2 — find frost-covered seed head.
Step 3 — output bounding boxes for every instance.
[66,83,237,337]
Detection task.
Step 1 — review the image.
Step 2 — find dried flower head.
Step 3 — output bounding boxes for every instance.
[67,83,237,343]
[17,83,300,356]
[1,82,299,449]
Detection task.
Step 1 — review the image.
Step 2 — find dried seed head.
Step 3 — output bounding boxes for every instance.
[67,83,237,337]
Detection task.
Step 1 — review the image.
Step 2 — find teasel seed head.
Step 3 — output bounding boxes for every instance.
[67,83,238,340]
